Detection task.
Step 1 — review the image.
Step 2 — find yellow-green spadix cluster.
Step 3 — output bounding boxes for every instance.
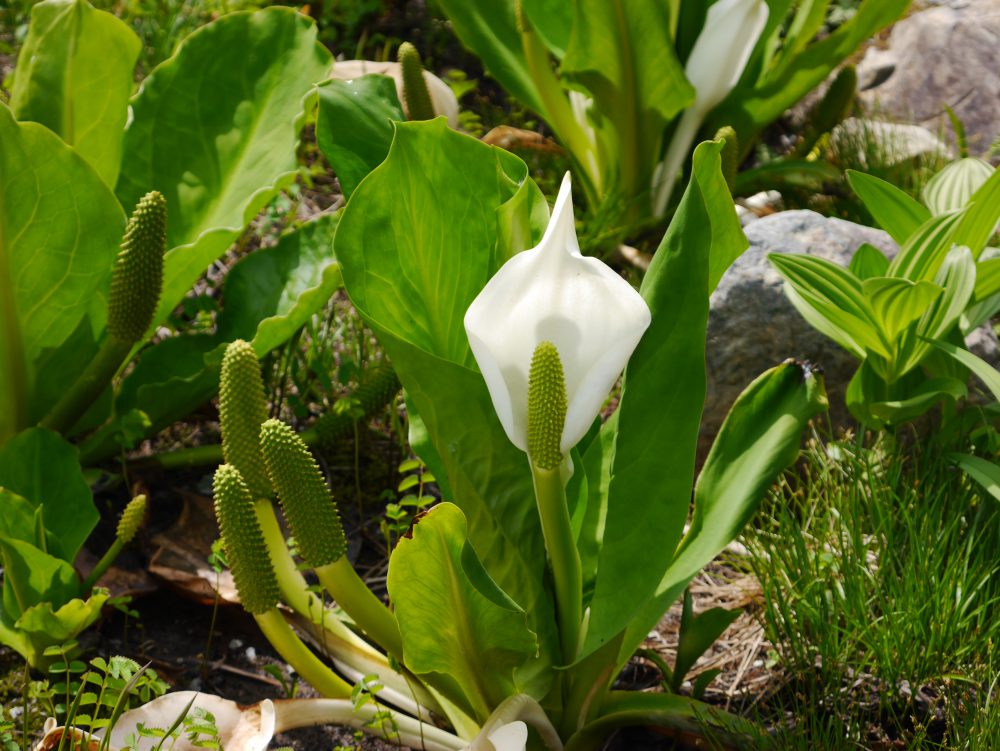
[397,42,435,122]
[212,464,279,615]
[107,191,167,344]
[220,340,272,499]
[527,341,567,471]
[259,419,347,568]
[116,495,147,543]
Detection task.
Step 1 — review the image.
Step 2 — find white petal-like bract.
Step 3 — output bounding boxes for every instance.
[465,173,651,455]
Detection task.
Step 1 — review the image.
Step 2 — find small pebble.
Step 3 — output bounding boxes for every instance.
[245,646,257,661]
[229,638,243,650]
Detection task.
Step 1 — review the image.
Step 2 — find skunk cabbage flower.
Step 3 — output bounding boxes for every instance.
[465,173,651,456]
[684,0,769,116]
[653,0,768,215]
[332,60,460,128]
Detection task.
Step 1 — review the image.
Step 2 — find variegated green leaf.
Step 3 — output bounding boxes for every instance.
[863,276,942,342]
[847,170,931,244]
[923,158,994,216]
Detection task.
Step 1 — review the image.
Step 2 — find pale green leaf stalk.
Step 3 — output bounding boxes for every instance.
[40,192,167,435]
[527,341,582,666]
[259,419,404,658]
[213,463,352,698]
[220,339,272,499]
[398,42,435,122]
[82,494,147,593]
[107,191,167,344]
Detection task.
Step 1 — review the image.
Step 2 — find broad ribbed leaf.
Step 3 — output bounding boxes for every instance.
[863,277,942,342]
[522,0,573,57]
[885,210,964,282]
[951,166,1000,259]
[900,246,976,375]
[315,76,404,201]
[846,170,930,244]
[974,256,1000,301]
[617,360,826,669]
[117,8,332,329]
[584,140,730,656]
[335,120,556,681]
[429,0,542,115]
[929,338,1000,402]
[387,503,538,721]
[868,377,967,423]
[218,212,342,355]
[562,0,694,205]
[849,243,890,280]
[0,105,125,442]
[0,428,97,562]
[769,253,887,357]
[923,158,994,216]
[10,0,140,188]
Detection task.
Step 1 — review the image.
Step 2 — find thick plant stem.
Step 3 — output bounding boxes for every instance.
[530,463,582,666]
[253,500,439,718]
[519,18,602,203]
[316,557,404,661]
[272,698,466,751]
[254,609,353,698]
[80,538,125,594]
[39,337,131,435]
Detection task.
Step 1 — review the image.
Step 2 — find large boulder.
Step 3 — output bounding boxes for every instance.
[703,210,997,452]
[857,0,1000,153]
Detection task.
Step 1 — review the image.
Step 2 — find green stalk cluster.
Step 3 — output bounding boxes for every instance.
[219,339,272,499]
[259,418,347,567]
[107,191,167,344]
[527,341,567,471]
[212,464,280,614]
[397,42,435,122]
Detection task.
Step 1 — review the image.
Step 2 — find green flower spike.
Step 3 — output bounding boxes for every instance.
[219,340,272,499]
[527,341,567,471]
[259,418,346,568]
[107,191,167,344]
[397,42,435,122]
[212,464,280,615]
[116,494,147,543]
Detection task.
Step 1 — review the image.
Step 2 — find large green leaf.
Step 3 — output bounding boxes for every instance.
[923,158,994,216]
[218,212,342,354]
[617,360,826,666]
[117,8,332,329]
[315,76,404,201]
[429,0,542,116]
[951,165,1000,259]
[846,170,930,244]
[929,338,1000,402]
[0,105,125,442]
[769,253,887,358]
[950,453,1000,504]
[335,120,557,682]
[0,428,97,562]
[0,538,80,617]
[583,140,732,656]
[387,503,538,722]
[562,0,694,206]
[863,277,942,342]
[10,0,140,188]
[887,211,965,282]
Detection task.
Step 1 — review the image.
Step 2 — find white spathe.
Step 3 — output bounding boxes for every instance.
[332,60,460,128]
[487,720,529,750]
[465,173,651,455]
[652,0,769,215]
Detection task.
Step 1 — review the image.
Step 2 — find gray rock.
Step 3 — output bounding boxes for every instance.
[703,210,1000,451]
[857,0,1000,153]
